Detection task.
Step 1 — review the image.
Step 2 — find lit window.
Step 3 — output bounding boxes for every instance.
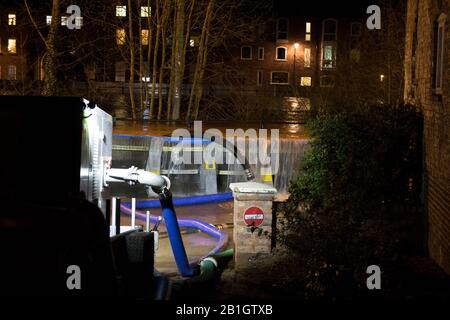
[322,45,335,69]
[320,75,334,87]
[61,16,68,26]
[140,6,151,17]
[8,39,16,54]
[300,76,312,86]
[276,18,288,41]
[270,71,289,85]
[257,71,263,86]
[241,46,252,60]
[116,29,126,45]
[435,13,447,94]
[190,39,195,47]
[323,19,337,41]
[8,14,16,26]
[7,65,17,80]
[258,47,264,60]
[306,22,311,33]
[351,22,362,37]
[304,47,311,67]
[116,6,127,17]
[305,22,311,41]
[141,29,149,45]
[46,16,52,25]
[276,47,287,61]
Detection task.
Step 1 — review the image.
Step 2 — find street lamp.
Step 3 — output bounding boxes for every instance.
[293,43,300,91]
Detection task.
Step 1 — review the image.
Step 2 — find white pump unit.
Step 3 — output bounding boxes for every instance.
[104,166,171,191]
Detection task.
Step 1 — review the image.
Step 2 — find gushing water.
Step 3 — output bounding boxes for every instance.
[110,135,309,198]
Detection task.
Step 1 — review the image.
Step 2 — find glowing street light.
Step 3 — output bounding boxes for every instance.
[293,43,300,90]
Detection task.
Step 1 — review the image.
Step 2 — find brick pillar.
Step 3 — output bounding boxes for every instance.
[230,182,277,269]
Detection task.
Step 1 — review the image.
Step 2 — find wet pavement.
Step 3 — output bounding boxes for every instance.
[119,201,234,274]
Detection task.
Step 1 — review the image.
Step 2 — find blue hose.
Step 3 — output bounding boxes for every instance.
[120,197,229,277]
[113,134,210,144]
[159,192,196,277]
[121,192,233,209]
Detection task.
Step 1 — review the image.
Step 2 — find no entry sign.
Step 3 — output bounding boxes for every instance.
[244,207,264,227]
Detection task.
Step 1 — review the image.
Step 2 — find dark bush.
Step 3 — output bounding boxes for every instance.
[278,104,423,299]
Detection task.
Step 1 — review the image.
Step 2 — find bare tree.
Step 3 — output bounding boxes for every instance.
[24,0,60,96]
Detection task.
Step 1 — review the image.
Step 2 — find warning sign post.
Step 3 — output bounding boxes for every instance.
[229,182,277,269]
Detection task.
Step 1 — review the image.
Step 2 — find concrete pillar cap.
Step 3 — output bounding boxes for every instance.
[229,182,277,194]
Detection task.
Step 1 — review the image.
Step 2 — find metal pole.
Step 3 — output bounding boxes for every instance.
[146,210,150,232]
[131,197,136,228]
[105,199,111,237]
[115,198,121,235]
[293,45,298,96]
[111,197,116,236]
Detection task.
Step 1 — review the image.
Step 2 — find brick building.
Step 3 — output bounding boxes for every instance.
[0,1,402,120]
[404,0,450,274]
[229,4,405,118]
[231,16,367,111]
[0,3,26,84]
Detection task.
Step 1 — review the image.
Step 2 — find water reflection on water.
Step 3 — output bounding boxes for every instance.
[113,120,310,140]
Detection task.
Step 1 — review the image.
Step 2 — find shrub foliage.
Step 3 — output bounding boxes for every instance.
[278,104,423,299]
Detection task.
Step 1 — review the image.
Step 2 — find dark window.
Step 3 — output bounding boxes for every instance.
[435,14,447,94]
[258,47,264,60]
[257,71,263,86]
[271,71,289,84]
[277,18,288,41]
[323,19,337,41]
[276,47,287,60]
[241,46,252,60]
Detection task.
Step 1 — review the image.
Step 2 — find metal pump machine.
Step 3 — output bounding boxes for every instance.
[0,96,173,297]
[0,96,229,297]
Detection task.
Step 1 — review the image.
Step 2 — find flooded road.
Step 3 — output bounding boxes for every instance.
[113,120,310,140]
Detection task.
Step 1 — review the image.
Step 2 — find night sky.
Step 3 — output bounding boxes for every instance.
[273,0,383,18]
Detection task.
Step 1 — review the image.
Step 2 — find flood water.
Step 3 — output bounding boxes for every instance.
[112,120,310,197]
[119,201,234,274]
[113,120,310,140]
[113,120,309,273]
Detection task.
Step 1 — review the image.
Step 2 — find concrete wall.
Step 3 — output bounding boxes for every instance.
[404,0,450,274]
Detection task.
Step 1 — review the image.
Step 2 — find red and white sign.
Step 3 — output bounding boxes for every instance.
[244,207,264,227]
